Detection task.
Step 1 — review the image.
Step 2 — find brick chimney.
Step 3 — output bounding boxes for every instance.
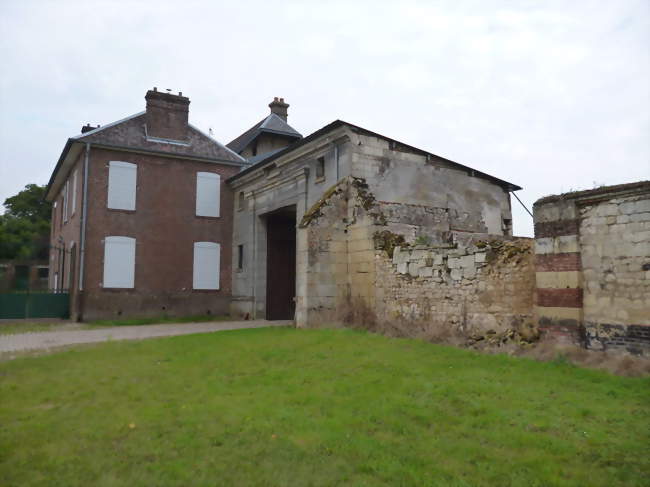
[81,123,100,133]
[268,97,289,121]
[145,87,190,141]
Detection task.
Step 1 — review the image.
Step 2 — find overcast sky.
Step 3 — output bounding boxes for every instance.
[1,0,648,236]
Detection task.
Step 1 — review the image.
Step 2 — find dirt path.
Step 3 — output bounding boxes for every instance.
[0,320,292,355]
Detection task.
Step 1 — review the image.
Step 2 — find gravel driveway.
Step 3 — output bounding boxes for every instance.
[0,320,292,355]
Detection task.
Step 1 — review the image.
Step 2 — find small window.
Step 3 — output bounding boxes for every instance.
[108,161,137,211]
[37,267,49,279]
[316,156,325,180]
[238,192,245,211]
[193,242,220,290]
[103,236,136,288]
[196,172,221,217]
[71,169,77,215]
[237,244,244,270]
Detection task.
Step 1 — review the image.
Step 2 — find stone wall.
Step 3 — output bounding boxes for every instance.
[533,181,650,355]
[298,175,535,341]
[374,239,535,340]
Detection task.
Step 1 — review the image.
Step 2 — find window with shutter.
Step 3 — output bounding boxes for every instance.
[196,172,220,217]
[63,180,69,222]
[193,242,220,290]
[108,161,137,211]
[103,236,136,288]
[71,170,77,215]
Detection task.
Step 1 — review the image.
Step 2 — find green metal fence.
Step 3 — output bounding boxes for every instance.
[0,293,70,319]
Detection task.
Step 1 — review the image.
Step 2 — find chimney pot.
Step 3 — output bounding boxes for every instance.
[153,87,157,92]
[268,96,290,121]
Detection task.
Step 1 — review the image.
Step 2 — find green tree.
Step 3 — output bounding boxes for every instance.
[0,184,51,260]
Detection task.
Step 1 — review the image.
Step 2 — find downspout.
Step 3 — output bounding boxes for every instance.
[78,143,90,291]
[251,189,257,318]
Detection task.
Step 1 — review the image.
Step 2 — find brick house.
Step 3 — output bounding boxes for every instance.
[46,89,246,320]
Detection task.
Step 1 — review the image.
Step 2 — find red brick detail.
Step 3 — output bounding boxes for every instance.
[537,288,583,308]
[534,219,579,238]
[535,253,581,272]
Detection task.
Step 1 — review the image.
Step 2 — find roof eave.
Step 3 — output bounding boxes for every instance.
[45,138,78,201]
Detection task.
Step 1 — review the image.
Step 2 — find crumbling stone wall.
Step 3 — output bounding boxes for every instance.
[298,175,535,343]
[374,239,536,341]
[533,181,650,355]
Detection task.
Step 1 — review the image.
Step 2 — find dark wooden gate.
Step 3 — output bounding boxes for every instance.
[266,209,296,320]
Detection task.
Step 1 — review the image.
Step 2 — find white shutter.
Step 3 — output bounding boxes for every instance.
[103,236,136,288]
[63,180,69,222]
[193,242,220,290]
[196,172,220,217]
[71,170,77,214]
[108,161,137,210]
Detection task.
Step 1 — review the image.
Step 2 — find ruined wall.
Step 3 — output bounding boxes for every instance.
[534,181,650,355]
[373,239,535,340]
[297,175,535,340]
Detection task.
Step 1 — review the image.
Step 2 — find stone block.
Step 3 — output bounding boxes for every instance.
[460,255,475,268]
[630,212,650,223]
[535,237,553,255]
[475,252,486,263]
[419,266,433,278]
[448,257,460,269]
[397,262,408,274]
[433,253,444,265]
[596,204,618,217]
[392,246,402,264]
[463,267,476,279]
[409,262,422,277]
[616,215,630,224]
[635,199,650,213]
[450,269,462,280]
[411,249,428,261]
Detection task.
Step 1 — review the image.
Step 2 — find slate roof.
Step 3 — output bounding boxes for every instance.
[73,112,245,163]
[226,113,302,154]
[46,112,246,200]
[228,120,522,192]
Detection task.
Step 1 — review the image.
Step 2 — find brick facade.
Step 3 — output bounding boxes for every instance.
[47,89,246,320]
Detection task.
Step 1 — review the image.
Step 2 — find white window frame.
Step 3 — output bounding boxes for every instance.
[103,236,136,289]
[193,242,220,290]
[63,180,69,222]
[107,161,137,211]
[71,169,77,215]
[195,172,220,217]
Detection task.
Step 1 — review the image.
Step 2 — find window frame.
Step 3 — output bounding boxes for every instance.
[195,172,221,218]
[315,156,325,181]
[193,241,221,290]
[102,236,136,289]
[107,161,137,211]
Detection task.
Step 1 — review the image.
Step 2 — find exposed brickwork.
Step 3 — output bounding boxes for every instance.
[536,288,583,308]
[535,253,582,272]
[534,219,579,238]
[584,323,650,355]
[534,182,650,355]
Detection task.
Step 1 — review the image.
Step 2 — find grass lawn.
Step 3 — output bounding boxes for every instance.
[0,314,229,335]
[1,327,648,486]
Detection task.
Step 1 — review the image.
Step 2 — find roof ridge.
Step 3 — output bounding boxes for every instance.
[73,111,145,139]
[188,123,247,162]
